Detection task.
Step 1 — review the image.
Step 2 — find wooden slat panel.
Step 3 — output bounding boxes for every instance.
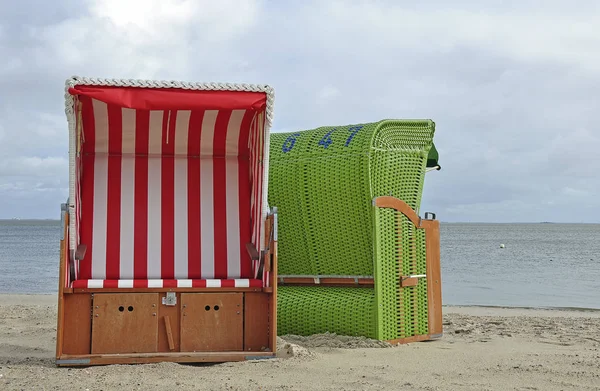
[244,293,270,351]
[180,293,243,352]
[423,219,443,336]
[91,293,159,354]
[61,293,92,355]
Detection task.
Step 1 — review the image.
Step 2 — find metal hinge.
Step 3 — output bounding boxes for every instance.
[162,292,177,306]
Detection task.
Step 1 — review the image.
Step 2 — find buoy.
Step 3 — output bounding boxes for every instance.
[500,244,505,248]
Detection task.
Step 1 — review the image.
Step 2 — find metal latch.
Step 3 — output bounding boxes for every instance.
[162,292,177,306]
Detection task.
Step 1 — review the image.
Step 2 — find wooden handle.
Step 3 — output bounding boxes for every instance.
[164,316,175,351]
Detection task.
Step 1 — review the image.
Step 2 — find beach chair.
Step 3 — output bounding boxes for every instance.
[268,120,442,343]
[55,76,278,366]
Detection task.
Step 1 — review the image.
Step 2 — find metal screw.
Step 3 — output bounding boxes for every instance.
[95,314,99,317]
[152,313,156,316]
[152,304,156,307]
[95,306,99,309]
[183,305,187,308]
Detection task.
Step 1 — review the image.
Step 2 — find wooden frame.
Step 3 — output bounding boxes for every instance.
[55,207,279,367]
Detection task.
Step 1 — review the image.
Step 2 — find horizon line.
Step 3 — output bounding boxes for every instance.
[0,219,598,225]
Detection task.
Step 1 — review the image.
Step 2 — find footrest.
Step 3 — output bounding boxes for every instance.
[71,279,263,289]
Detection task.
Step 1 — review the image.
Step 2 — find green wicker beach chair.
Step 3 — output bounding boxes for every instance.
[268,119,442,343]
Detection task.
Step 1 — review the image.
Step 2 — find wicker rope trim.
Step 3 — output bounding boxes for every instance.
[64,76,275,126]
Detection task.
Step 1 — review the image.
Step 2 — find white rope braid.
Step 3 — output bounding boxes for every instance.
[64,76,276,251]
[64,76,275,127]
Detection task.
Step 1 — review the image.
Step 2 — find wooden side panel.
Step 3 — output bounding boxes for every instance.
[56,210,68,358]
[180,293,243,352]
[158,294,180,352]
[61,293,92,355]
[244,293,270,351]
[91,293,159,354]
[424,220,443,336]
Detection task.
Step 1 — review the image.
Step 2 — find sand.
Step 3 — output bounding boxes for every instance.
[1,294,599,390]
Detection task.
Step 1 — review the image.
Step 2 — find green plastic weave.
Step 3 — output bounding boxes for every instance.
[278,286,377,338]
[268,120,435,340]
[373,207,429,340]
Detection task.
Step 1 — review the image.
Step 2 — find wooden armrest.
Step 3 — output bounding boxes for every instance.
[246,242,268,277]
[245,243,260,261]
[68,244,86,283]
[74,244,87,261]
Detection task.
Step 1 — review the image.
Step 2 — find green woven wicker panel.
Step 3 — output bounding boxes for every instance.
[374,206,429,340]
[373,207,400,340]
[277,286,377,338]
[268,120,435,277]
[415,227,429,335]
[370,120,437,211]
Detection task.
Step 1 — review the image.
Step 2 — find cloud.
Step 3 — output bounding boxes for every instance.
[316,86,341,104]
[0,156,67,179]
[0,0,599,221]
[27,0,260,80]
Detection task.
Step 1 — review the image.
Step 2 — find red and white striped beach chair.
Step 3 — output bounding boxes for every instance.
[55,76,278,366]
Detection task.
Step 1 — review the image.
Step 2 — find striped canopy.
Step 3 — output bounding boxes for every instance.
[64,77,274,286]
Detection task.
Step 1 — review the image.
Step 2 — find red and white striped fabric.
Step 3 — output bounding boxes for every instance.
[66,84,271,288]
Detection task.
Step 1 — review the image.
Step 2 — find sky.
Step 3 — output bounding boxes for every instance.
[0,0,598,223]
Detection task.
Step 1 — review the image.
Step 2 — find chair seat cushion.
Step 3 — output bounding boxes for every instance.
[71,278,263,289]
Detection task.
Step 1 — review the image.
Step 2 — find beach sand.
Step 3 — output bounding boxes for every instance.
[0,294,599,390]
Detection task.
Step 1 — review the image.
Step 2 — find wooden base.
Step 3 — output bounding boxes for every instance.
[56,290,275,366]
[386,333,442,345]
[56,351,276,367]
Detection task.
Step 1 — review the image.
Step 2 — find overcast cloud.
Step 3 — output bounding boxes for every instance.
[0,0,598,222]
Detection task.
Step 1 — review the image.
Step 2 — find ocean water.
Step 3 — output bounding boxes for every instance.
[0,220,599,309]
[0,220,61,295]
[441,223,600,309]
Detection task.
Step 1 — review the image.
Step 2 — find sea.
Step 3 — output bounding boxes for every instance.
[0,220,599,310]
